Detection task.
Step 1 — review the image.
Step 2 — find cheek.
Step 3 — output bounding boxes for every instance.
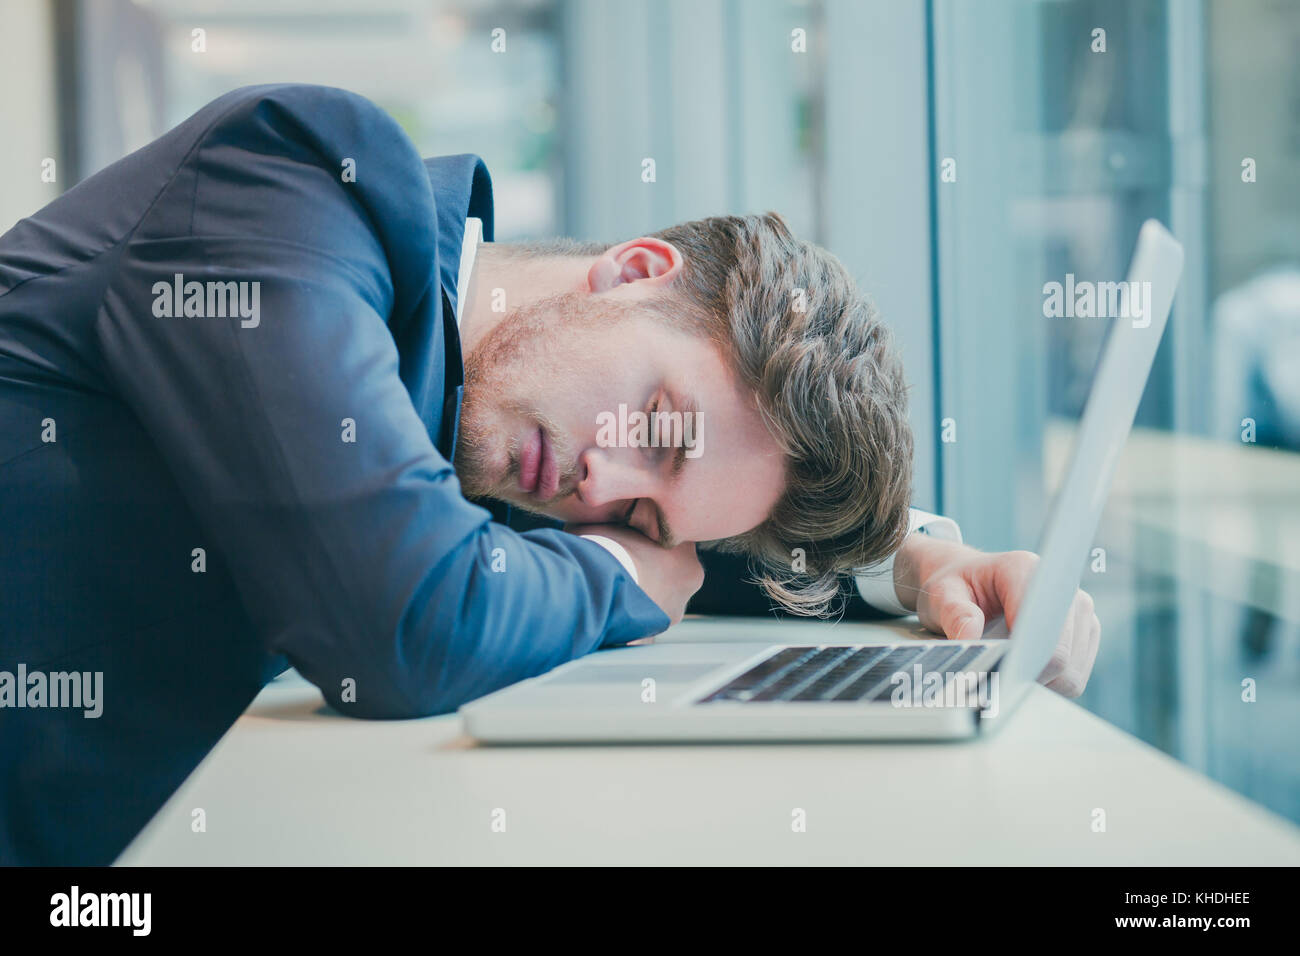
[554,352,649,430]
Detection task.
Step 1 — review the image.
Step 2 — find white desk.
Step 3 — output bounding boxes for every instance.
[117,617,1300,865]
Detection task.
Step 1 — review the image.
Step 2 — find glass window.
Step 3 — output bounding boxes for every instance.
[72,0,563,238]
[932,0,1300,823]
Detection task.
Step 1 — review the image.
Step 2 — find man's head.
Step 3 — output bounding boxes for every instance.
[455,212,913,615]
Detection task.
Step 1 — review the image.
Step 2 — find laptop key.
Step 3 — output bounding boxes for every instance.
[916,645,964,670]
[830,646,924,701]
[948,646,987,671]
[750,647,856,701]
[866,644,991,702]
[791,646,889,700]
[700,647,818,702]
[703,644,965,704]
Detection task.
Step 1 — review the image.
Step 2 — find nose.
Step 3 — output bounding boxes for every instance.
[576,445,658,511]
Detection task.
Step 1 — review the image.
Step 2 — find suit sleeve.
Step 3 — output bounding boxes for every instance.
[91,85,668,719]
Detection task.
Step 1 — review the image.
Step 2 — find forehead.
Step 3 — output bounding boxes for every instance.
[643,323,788,542]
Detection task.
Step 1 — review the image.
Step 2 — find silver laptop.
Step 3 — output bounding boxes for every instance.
[460,220,1184,743]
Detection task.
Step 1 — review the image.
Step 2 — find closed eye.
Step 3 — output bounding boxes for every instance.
[623,498,672,547]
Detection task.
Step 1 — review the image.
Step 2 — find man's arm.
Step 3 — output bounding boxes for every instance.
[93,85,670,719]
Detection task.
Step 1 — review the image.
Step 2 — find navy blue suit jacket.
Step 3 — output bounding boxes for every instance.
[0,84,668,864]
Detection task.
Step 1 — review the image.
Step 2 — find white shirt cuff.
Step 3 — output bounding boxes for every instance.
[579,534,639,584]
[853,508,962,616]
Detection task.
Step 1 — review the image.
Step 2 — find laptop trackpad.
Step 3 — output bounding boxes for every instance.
[545,663,726,685]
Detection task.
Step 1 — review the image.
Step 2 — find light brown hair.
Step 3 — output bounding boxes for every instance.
[499,212,914,615]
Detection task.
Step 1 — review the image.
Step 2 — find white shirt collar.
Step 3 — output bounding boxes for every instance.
[455,217,483,328]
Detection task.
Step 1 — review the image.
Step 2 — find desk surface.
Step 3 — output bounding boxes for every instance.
[118,617,1300,865]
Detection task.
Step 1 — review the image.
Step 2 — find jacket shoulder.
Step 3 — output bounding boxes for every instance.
[198,83,407,141]
[140,85,440,314]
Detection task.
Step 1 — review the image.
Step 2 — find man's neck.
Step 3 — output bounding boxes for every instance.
[459,244,593,356]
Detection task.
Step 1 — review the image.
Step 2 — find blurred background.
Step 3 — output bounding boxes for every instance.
[2,0,1297,823]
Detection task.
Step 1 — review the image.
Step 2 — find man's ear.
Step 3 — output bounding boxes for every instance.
[588,237,684,293]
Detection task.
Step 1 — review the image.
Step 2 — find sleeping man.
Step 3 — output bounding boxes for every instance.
[0,84,1099,864]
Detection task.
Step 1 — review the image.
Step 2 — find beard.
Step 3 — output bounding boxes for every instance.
[454,291,597,509]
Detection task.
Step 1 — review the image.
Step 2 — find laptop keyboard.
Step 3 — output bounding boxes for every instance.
[697,645,990,704]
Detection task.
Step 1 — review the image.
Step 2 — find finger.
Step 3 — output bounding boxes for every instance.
[1037,595,1079,686]
[917,575,986,641]
[563,522,649,541]
[988,552,1039,631]
[1049,611,1101,698]
[1083,613,1101,678]
[1054,592,1099,692]
[1044,602,1084,694]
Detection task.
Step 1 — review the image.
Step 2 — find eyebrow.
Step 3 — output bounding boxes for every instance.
[668,391,698,478]
[655,390,698,549]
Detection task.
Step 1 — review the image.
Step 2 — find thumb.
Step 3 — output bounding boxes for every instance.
[917,575,985,640]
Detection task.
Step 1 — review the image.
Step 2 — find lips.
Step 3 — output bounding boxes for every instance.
[517,427,560,500]
[518,428,542,494]
[537,429,559,500]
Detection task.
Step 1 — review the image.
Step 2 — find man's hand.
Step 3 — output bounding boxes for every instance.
[892,536,1100,697]
[565,524,704,627]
